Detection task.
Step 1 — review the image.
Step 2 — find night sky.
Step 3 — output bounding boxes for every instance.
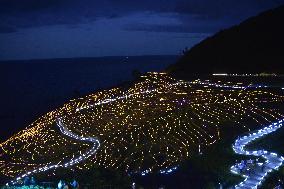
[0,0,283,60]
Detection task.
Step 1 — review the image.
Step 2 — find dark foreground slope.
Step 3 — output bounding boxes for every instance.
[168,5,284,78]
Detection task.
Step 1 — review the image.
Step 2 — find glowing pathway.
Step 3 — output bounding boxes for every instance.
[6,118,100,186]
[231,119,284,189]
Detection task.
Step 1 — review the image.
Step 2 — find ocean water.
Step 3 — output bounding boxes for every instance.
[0,55,178,141]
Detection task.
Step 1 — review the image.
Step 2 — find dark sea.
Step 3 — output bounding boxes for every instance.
[0,55,178,141]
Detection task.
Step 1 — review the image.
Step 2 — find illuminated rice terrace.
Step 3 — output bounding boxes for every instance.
[1,72,284,183]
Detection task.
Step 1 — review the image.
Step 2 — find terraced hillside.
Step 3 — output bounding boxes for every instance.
[1,73,284,184]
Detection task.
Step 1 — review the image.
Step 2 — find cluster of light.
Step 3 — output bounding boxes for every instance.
[213,73,279,77]
[231,119,284,188]
[191,80,268,89]
[1,72,284,183]
[159,166,178,175]
[140,166,178,176]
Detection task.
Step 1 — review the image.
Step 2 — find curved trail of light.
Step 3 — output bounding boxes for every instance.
[231,119,284,189]
[6,118,100,186]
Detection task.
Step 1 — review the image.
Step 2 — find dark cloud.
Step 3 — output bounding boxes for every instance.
[0,0,283,33]
[124,23,221,34]
[0,0,67,13]
[0,26,17,33]
[175,0,283,20]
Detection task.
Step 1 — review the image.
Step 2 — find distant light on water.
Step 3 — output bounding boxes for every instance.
[212,73,280,77]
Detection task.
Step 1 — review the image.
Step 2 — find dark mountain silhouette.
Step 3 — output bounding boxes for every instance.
[168,5,284,78]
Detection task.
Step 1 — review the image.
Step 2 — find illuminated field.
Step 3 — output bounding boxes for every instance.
[1,73,284,182]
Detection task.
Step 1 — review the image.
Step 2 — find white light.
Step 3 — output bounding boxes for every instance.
[231,118,284,188]
[212,73,228,76]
